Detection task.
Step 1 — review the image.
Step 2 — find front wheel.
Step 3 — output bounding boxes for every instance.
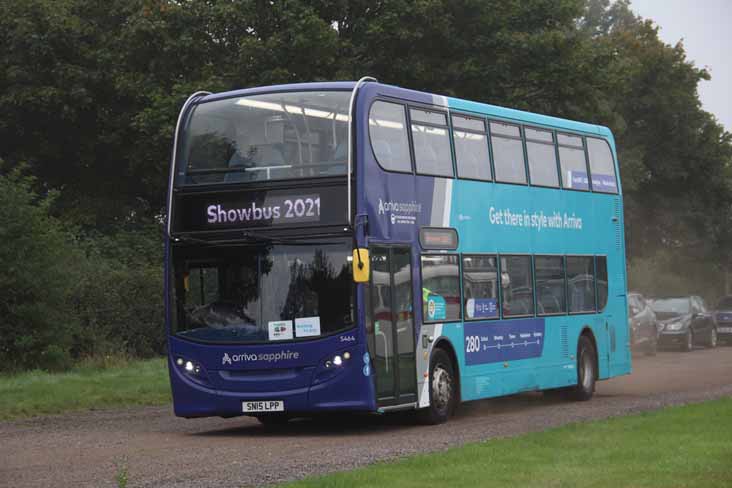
[568,335,597,401]
[417,348,456,425]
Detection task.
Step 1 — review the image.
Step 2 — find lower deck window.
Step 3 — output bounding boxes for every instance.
[501,255,535,317]
[421,254,461,322]
[567,256,596,313]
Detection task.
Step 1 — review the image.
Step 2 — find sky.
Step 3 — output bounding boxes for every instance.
[629,0,732,132]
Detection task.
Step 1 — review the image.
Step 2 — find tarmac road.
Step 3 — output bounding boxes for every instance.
[1,346,731,488]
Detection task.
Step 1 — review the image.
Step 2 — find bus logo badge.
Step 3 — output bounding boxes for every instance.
[222,353,232,365]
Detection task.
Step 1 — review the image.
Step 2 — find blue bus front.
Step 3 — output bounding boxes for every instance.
[165,84,376,418]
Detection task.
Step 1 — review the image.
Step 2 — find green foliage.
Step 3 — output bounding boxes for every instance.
[0,0,731,369]
[0,168,163,371]
[0,357,169,419]
[0,167,81,371]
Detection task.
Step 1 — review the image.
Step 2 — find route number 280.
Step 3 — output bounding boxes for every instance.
[465,335,481,353]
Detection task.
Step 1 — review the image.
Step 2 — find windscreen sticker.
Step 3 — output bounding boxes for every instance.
[268,320,293,341]
[295,316,321,337]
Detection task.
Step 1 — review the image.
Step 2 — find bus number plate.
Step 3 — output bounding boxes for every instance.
[243,400,284,413]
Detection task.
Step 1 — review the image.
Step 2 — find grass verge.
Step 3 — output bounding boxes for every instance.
[0,357,170,420]
[288,397,732,488]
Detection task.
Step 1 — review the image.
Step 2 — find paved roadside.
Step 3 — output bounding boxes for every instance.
[1,346,731,488]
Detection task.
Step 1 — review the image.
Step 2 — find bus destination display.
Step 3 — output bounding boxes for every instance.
[174,186,347,232]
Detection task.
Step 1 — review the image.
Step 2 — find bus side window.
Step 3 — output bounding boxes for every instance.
[490,121,526,185]
[453,115,491,181]
[500,255,535,317]
[421,254,461,322]
[587,138,619,194]
[525,127,559,188]
[535,255,566,315]
[567,256,596,313]
[411,108,453,178]
[369,101,412,172]
[558,133,589,191]
[596,256,608,311]
[462,255,499,320]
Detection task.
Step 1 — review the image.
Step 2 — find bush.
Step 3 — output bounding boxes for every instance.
[0,168,81,371]
[0,167,165,372]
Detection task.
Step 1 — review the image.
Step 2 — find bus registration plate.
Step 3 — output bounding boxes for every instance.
[242,400,284,413]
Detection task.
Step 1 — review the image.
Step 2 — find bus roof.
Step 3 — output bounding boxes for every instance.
[199,81,613,140]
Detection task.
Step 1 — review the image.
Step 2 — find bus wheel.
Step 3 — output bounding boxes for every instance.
[256,414,290,427]
[418,348,456,425]
[568,335,597,401]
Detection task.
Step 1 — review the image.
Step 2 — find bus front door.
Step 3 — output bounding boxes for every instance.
[369,246,417,407]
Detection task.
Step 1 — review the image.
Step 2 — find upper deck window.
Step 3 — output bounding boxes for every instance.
[558,133,589,191]
[410,108,453,177]
[586,138,618,194]
[525,127,559,188]
[453,115,491,181]
[178,91,350,185]
[490,121,527,184]
[369,101,413,172]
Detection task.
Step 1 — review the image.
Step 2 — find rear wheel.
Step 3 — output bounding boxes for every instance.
[568,335,597,401]
[417,348,456,425]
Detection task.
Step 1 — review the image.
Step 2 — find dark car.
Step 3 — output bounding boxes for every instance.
[651,296,718,351]
[713,295,732,344]
[628,292,659,355]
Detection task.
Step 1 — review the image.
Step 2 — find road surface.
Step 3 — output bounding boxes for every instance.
[1,346,731,487]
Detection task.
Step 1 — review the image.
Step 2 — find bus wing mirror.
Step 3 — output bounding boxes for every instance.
[352,248,370,283]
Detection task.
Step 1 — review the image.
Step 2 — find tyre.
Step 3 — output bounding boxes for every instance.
[568,335,597,401]
[256,414,290,427]
[707,327,718,348]
[682,330,693,352]
[417,348,456,425]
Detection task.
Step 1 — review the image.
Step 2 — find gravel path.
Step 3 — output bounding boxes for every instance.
[1,346,731,487]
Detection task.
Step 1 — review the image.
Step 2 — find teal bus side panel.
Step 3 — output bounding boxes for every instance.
[442,156,630,401]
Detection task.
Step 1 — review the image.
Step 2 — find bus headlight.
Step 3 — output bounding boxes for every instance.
[175,357,208,385]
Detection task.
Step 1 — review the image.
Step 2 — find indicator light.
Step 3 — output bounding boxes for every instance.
[343,352,351,360]
[176,358,184,366]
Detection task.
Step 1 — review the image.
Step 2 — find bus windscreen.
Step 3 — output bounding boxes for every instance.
[178,91,350,185]
[171,240,354,344]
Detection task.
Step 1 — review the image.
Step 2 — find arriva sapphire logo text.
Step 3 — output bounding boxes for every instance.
[221,350,301,365]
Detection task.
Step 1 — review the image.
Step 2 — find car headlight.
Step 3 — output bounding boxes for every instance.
[665,321,684,331]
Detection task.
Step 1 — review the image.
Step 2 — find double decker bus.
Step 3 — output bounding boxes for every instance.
[165,78,630,424]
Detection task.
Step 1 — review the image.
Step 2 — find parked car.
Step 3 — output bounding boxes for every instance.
[650,296,717,351]
[628,292,659,355]
[713,295,732,344]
